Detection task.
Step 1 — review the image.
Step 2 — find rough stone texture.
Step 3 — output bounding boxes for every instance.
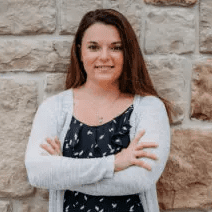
[0,78,37,198]
[145,7,195,54]
[0,0,211,211]
[144,0,197,6]
[54,40,73,58]
[104,0,143,39]
[0,200,12,212]
[191,59,212,121]
[0,40,72,72]
[60,0,103,35]
[21,189,48,212]
[45,73,66,93]
[200,0,212,53]
[145,55,188,124]
[157,129,212,210]
[0,0,56,35]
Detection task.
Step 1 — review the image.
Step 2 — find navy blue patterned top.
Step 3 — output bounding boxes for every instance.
[62,104,144,212]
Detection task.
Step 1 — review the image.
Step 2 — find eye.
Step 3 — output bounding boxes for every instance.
[111,46,123,51]
[88,45,99,51]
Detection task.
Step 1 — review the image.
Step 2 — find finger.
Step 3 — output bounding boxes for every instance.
[40,144,55,155]
[131,130,145,146]
[135,142,158,150]
[54,137,62,155]
[46,138,58,151]
[47,138,61,155]
[54,136,61,150]
[135,151,158,160]
[131,159,152,171]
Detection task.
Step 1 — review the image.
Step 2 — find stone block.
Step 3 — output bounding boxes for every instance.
[53,40,73,58]
[45,73,66,93]
[200,0,212,53]
[157,129,212,210]
[145,7,195,54]
[60,0,103,35]
[0,78,37,198]
[146,55,188,124]
[0,40,71,72]
[22,189,48,212]
[0,200,11,212]
[0,0,56,35]
[104,0,143,39]
[144,0,197,6]
[191,59,212,121]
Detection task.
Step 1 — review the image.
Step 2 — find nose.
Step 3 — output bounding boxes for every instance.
[99,47,110,61]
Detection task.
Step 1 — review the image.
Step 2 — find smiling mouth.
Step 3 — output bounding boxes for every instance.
[95,66,114,68]
[95,66,115,72]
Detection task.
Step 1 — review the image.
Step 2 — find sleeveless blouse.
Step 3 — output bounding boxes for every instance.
[62,104,144,212]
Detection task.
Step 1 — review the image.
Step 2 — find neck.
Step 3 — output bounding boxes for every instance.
[82,81,121,98]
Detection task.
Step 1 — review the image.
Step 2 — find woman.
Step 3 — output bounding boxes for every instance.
[25,9,171,212]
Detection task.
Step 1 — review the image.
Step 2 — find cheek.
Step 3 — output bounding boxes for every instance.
[112,52,123,63]
[115,55,124,67]
[81,52,97,65]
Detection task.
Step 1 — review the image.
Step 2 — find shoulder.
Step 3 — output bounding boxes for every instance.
[135,95,165,109]
[134,95,168,120]
[134,95,170,125]
[38,89,73,112]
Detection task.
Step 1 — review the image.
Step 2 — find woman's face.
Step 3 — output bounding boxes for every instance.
[80,23,124,85]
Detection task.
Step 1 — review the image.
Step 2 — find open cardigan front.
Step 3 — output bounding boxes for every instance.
[25,89,170,212]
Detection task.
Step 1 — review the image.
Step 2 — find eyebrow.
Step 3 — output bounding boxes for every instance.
[88,41,122,45]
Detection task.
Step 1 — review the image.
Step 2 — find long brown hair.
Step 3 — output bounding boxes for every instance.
[66,9,174,124]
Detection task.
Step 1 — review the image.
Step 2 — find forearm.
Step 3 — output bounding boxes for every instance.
[72,167,146,196]
[72,97,170,196]
[25,153,115,190]
[25,97,115,190]
[72,149,169,196]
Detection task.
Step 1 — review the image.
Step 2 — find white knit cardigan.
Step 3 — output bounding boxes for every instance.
[25,88,170,212]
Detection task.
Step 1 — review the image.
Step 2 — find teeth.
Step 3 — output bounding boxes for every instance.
[96,66,113,68]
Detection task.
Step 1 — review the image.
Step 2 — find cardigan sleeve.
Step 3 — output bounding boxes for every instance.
[25,95,115,190]
[72,96,171,195]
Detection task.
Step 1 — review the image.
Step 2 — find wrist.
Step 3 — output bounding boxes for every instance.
[114,153,121,172]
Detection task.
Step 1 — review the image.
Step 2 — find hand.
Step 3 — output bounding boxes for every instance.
[40,136,62,156]
[114,130,158,172]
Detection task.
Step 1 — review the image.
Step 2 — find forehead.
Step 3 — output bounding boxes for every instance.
[82,23,121,44]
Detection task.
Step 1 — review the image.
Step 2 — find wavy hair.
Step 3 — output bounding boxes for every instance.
[65,9,174,123]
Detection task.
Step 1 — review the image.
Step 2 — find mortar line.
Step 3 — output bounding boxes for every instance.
[55,0,61,36]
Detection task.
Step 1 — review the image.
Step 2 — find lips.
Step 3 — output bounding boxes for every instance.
[95,65,114,68]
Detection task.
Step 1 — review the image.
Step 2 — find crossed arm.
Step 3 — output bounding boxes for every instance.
[25,95,170,195]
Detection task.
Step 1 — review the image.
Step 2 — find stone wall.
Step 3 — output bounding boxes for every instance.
[0,0,212,211]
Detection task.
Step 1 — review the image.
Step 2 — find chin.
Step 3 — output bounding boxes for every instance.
[96,78,119,85]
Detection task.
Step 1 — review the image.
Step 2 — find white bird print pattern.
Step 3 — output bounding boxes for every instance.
[109,128,114,132]
[69,139,72,145]
[112,203,117,208]
[87,130,92,135]
[129,205,135,211]
[74,133,78,140]
[99,134,105,139]
[62,105,143,211]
